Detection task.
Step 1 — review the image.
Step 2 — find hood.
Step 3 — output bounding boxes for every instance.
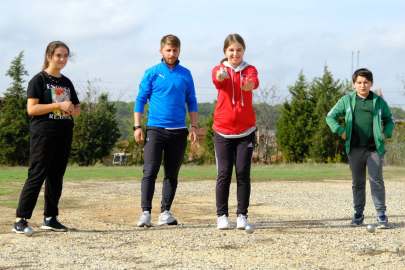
[223,60,250,72]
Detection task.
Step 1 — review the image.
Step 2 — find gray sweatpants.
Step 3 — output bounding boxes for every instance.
[348,146,386,214]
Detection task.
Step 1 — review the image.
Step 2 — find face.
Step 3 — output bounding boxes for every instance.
[47,46,69,70]
[225,42,245,68]
[353,76,374,98]
[159,45,180,67]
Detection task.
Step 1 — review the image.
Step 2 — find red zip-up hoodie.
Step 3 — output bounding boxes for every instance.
[211,61,259,135]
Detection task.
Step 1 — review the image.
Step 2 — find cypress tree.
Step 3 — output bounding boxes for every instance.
[276,71,313,163]
[0,52,30,165]
[308,65,351,163]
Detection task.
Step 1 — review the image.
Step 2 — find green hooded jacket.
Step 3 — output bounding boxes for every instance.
[326,91,395,154]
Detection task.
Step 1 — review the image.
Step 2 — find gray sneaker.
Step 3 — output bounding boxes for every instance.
[350,213,364,227]
[137,211,151,227]
[377,214,389,229]
[158,210,178,225]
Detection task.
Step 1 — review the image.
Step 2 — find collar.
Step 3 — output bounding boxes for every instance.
[356,91,373,101]
[161,58,180,70]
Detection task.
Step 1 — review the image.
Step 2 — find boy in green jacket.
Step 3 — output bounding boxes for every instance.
[326,68,395,229]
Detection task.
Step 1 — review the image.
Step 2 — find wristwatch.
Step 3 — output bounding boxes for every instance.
[133,125,142,131]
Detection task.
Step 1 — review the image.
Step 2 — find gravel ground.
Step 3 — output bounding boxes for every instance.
[1,177,405,269]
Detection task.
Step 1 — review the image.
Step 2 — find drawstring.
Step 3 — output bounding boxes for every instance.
[230,69,235,105]
[229,68,244,106]
[240,70,244,106]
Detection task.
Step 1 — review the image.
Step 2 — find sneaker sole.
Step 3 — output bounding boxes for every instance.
[158,220,178,226]
[350,223,364,227]
[377,224,389,229]
[137,222,151,227]
[236,226,246,230]
[41,225,68,232]
[12,228,25,234]
[217,227,230,230]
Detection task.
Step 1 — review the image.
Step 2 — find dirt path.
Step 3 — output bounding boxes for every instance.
[1,178,405,269]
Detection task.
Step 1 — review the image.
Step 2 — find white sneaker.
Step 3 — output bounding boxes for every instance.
[217,214,230,230]
[158,210,178,225]
[236,214,248,230]
[137,211,151,227]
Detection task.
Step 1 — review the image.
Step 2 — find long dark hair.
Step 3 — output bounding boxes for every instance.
[41,41,72,71]
[220,34,246,65]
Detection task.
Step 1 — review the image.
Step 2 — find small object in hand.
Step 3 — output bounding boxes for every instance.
[245,224,254,234]
[24,227,34,237]
[366,224,376,233]
[218,69,228,79]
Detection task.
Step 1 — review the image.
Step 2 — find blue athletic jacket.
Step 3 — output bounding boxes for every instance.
[134,59,198,128]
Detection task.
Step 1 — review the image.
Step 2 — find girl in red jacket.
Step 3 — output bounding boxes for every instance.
[212,34,259,230]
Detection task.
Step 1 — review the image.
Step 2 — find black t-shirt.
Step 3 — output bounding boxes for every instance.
[27,72,80,136]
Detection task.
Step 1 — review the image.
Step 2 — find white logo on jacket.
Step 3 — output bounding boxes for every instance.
[159,74,165,79]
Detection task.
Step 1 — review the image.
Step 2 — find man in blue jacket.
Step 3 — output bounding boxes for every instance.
[134,34,198,227]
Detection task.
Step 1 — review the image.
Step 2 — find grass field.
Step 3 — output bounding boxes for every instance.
[1,164,405,208]
[0,163,354,182]
[2,163,405,182]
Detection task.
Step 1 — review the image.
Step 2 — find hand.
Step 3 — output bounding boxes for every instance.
[189,126,197,145]
[59,101,74,114]
[216,67,229,82]
[134,128,144,145]
[61,110,71,117]
[341,131,346,140]
[382,133,385,140]
[241,78,255,91]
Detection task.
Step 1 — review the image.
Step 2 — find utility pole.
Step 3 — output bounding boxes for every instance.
[357,51,360,70]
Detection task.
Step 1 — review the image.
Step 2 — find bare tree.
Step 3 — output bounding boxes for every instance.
[75,76,101,114]
[398,73,405,92]
[253,79,284,163]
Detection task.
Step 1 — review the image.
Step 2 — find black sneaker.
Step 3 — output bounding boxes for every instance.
[41,217,68,232]
[12,218,29,234]
[377,214,389,229]
[350,213,364,226]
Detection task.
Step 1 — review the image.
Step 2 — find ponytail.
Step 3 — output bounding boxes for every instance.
[220,57,228,65]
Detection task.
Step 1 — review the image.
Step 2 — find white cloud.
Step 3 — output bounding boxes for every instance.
[1,0,154,41]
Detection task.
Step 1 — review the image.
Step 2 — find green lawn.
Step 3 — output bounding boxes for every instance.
[2,163,405,182]
[0,163,354,182]
[1,164,404,208]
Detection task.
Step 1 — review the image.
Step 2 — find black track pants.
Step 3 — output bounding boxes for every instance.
[141,127,188,213]
[16,130,73,219]
[214,131,254,217]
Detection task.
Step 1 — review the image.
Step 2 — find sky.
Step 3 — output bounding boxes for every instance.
[1,0,405,109]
